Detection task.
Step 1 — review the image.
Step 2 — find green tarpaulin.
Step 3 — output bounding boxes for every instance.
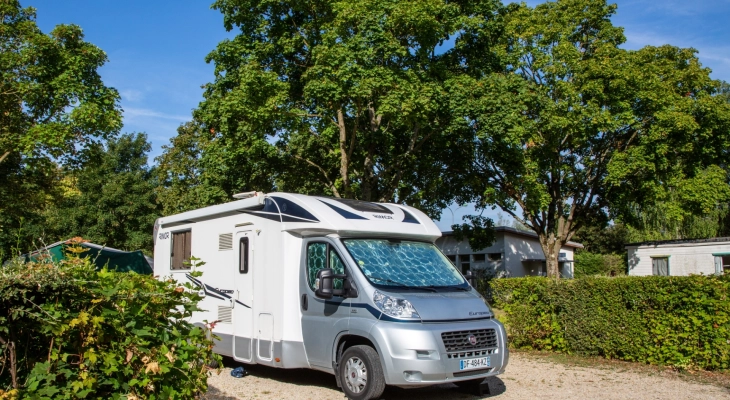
[24,241,153,274]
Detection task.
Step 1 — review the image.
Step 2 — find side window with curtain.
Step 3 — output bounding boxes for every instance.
[171,230,191,270]
[652,257,669,276]
[306,242,347,291]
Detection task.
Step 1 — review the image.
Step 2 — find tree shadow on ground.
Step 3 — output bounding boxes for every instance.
[216,357,507,399]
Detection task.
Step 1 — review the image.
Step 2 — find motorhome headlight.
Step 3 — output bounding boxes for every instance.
[373,290,420,319]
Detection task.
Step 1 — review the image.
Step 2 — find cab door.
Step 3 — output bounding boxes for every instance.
[232,229,255,362]
[300,239,351,368]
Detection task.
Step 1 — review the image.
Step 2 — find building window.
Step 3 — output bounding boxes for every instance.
[171,230,192,270]
[651,257,669,276]
[723,256,730,274]
[239,237,249,274]
[446,254,457,263]
[472,254,486,262]
[488,253,502,261]
[461,263,470,274]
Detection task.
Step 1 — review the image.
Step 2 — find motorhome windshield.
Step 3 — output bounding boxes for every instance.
[342,239,466,288]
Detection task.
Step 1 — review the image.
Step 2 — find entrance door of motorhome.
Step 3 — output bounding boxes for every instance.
[232,229,255,362]
[300,239,351,368]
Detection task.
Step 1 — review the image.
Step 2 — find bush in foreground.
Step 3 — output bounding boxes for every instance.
[0,247,220,398]
[490,275,730,370]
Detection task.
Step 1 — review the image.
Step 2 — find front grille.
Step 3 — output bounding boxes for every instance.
[441,328,497,353]
[446,348,496,359]
[453,368,494,378]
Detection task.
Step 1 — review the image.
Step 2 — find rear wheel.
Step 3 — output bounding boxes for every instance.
[339,345,386,400]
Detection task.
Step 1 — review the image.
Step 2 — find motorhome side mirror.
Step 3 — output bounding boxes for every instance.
[315,268,334,299]
[465,270,477,287]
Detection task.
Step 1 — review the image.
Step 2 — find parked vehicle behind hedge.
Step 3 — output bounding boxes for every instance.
[490,275,730,370]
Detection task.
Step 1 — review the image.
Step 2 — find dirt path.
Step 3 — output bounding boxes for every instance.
[206,353,730,400]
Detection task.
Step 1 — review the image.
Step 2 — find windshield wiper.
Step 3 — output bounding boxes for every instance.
[424,285,471,292]
[367,276,438,292]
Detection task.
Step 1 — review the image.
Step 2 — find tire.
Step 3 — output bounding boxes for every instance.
[339,345,386,400]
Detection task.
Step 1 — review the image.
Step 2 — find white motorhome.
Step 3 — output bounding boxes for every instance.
[153,192,508,399]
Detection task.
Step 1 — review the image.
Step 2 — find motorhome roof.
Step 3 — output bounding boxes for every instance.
[157,192,442,241]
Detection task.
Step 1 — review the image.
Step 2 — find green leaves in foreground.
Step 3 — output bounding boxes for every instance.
[0,251,220,398]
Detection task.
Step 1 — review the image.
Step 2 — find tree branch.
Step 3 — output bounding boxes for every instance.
[291,154,341,198]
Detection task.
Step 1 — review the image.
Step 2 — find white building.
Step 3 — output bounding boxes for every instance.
[435,227,584,278]
[625,237,730,276]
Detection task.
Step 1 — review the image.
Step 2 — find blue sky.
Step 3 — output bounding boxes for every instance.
[27,0,730,230]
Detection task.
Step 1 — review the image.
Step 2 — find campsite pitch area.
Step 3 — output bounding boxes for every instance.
[205,352,730,399]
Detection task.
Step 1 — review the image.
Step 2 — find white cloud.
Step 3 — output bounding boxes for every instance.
[122,107,190,122]
[120,89,144,102]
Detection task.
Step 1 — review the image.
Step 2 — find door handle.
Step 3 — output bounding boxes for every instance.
[301,294,308,311]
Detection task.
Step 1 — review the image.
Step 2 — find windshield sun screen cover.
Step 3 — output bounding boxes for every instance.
[343,239,465,288]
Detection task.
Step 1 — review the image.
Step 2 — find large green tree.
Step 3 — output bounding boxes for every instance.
[194,0,504,216]
[46,133,160,253]
[451,0,730,277]
[0,1,121,257]
[0,0,121,166]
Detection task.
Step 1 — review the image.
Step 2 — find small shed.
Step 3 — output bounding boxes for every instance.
[436,227,583,278]
[625,237,730,276]
[23,240,153,275]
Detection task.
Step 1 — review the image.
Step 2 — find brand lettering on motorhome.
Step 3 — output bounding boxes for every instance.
[469,311,491,316]
[373,214,393,220]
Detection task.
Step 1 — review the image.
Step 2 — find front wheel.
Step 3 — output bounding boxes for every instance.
[339,345,386,400]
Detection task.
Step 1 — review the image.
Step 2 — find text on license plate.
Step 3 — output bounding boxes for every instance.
[459,356,490,370]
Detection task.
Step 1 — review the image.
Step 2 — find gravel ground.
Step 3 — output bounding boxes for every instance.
[206,353,730,400]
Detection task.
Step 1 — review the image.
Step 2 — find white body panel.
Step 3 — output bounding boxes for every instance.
[153,192,442,368]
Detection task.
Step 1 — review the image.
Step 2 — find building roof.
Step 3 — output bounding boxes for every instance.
[441,226,584,249]
[624,236,730,249]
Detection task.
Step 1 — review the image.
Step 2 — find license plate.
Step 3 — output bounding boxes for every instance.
[459,356,491,370]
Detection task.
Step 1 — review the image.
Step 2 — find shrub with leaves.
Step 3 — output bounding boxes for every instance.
[490,275,730,370]
[0,241,220,398]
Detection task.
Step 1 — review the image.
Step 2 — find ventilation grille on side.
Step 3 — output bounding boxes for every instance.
[217,306,232,323]
[218,233,233,251]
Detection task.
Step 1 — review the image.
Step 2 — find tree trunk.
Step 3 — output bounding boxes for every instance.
[336,109,351,198]
[538,234,564,278]
[0,334,18,389]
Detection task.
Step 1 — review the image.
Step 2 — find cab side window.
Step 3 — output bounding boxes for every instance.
[306,242,346,291]
[307,243,327,289]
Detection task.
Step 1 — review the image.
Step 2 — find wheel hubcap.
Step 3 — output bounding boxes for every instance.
[344,356,368,394]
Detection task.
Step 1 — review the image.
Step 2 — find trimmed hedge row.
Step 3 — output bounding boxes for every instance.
[489,275,730,370]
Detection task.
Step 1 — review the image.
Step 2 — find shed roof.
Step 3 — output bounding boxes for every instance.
[441,226,584,249]
[624,236,730,249]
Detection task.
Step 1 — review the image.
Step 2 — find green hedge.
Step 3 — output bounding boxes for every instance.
[0,247,220,398]
[489,275,730,370]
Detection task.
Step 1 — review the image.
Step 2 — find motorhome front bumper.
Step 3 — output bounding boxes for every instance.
[370,318,509,386]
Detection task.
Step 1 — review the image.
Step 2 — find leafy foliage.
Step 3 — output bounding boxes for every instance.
[0,0,121,165]
[451,0,730,277]
[573,251,625,277]
[42,133,161,254]
[0,242,220,398]
[193,0,504,216]
[490,276,730,370]
[0,1,122,260]
[155,121,272,216]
